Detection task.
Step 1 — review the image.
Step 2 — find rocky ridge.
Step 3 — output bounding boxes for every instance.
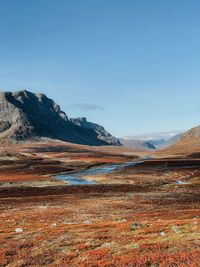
[70,117,121,146]
[0,90,121,146]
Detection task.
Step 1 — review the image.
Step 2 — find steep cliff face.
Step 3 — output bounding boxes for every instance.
[70,117,121,146]
[0,90,121,146]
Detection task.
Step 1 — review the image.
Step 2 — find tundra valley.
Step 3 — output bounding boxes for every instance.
[0,91,200,267]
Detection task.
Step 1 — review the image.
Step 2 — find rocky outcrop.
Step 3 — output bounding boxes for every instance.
[0,90,121,146]
[70,117,121,146]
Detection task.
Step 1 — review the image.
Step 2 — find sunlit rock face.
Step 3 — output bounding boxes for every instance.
[171,125,200,148]
[0,90,121,146]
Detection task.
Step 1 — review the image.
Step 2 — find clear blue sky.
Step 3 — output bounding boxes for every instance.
[0,0,199,137]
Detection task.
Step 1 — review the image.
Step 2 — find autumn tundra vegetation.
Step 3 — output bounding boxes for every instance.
[0,138,200,267]
[0,92,200,266]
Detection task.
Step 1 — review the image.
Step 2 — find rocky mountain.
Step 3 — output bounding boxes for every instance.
[0,90,121,146]
[70,117,121,146]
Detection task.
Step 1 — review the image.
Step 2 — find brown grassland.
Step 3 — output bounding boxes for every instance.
[0,141,200,266]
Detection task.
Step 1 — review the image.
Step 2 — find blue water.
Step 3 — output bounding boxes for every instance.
[177,180,189,185]
[53,156,152,185]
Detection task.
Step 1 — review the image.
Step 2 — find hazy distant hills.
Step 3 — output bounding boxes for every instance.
[121,126,200,152]
[0,90,121,146]
[119,139,156,150]
[121,130,184,150]
[147,133,183,149]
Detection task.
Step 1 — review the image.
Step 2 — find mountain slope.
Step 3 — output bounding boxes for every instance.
[170,125,200,148]
[0,90,120,146]
[163,125,200,156]
[178,125,200,142]
[70,117,121,146]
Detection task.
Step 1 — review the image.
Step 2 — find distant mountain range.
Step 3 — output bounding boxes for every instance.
[1,89,197,151]
[0,90,121,146]
[121,130,184,150]
[119,139,156,150]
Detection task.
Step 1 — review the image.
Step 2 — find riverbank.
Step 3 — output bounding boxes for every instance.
[53,157,150,185]
[0,141,138,188]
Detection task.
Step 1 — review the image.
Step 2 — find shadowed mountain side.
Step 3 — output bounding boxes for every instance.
[0,90,120,146]
[70,117,121,146]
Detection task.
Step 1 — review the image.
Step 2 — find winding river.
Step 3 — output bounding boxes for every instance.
[53,156,153,185]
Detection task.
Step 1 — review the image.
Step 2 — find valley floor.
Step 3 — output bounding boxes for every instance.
[0,142,200,266]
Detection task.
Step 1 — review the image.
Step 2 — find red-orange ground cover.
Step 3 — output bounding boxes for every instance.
[0,142,200,266]
[0,174,51,183]
[1,185,200,266]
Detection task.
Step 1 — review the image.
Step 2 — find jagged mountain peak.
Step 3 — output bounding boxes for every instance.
[0,90,120,146]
